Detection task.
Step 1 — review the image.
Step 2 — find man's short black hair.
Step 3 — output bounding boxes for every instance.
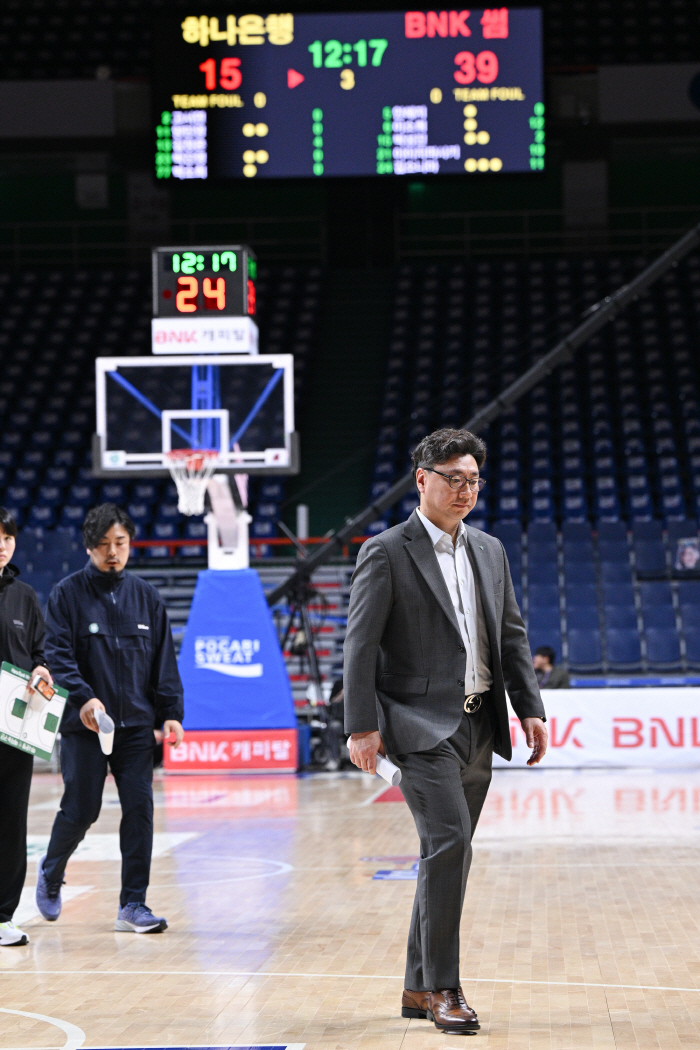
[83,503,135,550]
[411,427,487,483]
[0,507,18,539]
[535,645,556,664]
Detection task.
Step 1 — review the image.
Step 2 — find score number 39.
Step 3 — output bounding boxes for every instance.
[454,50,498,84]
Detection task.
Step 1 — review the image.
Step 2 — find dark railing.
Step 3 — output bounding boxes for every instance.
[0,214,326,267]
[130,535,371,561]
[396,204,700,258]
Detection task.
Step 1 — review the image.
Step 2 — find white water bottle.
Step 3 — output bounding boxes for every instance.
[95,709,115,755]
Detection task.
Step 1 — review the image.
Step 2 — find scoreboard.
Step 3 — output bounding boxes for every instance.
[152,245,256,317]
[154,8,544,180]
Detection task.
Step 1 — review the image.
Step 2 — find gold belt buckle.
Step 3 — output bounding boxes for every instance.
[464,693,482,713]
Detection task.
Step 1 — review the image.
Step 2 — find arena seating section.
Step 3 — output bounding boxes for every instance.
[369,253,700,675]
[2,0,699,77]
[0,265,321,594]
[2,251,699,676]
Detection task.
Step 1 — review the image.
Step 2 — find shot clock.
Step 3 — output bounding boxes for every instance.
[152,245,257,317]
[154,8,544,179]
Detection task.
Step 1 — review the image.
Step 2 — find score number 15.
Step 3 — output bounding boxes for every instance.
[308,39,388,68]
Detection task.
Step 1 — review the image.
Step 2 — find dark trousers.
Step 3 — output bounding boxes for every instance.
[392,702,495,991]
[0,741,34,922]
[44,726,154,907]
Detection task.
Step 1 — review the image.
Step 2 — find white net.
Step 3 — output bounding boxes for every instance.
[165,450,220,516]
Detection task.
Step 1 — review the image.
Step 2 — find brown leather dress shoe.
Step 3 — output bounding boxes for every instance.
[401,987,479,1031]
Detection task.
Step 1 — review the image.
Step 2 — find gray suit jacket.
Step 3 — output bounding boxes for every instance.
[343,510,546,760]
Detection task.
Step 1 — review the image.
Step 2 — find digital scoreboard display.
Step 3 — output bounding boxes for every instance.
[152,245,257,316]
[154,8,544,180]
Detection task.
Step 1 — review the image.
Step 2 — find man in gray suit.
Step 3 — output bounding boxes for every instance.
[344,427,547,1034]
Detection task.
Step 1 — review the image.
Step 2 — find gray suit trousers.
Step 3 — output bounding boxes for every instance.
[391,703,495,991]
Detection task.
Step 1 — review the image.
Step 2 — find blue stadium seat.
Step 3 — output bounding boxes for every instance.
[605,628,642,670]
[567,629,603,671]
[565,583,597,608]
[528,561,558,586]
[157,503,179,521]
[600,562,632,584]
[36,485,63,508]
[133,483,159,503]
[634,540,666,575]
[684,628,700,669]
[66,550,87,575]
[492,521,522,546]
[602,583,635,607]
[597,521,627,543]
[677,580,700,606]
[31,549,67,575]
[17,531,41,556]
[645,628,681,670]
[529,628,562,656]
[642,605,676,629]
[604,605,638,630]
[638,581,673,607]
[528,522,557,544]
[145,545,170,560]
[561,521,591,543]
[567,605,599,629]
[529,541,557,562]
[69,484,94,505]
[127,503,152,524]
[668,520,699,545]
[563,540,594,561]
[21,571,55,606]
[563,561,597,584]
[529,584,559,607]
[11,549,31,573]
[7,486,31,508]
[152,523,177,539]
[28,506,56,529]
[632,520,663,542]
[528,607,560,631]
[101,483,127,503]
[184,520,207,539]
[60,505,85,527]
[680,604,700,630]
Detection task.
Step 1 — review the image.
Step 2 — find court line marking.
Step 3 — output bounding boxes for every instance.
[0,1007,85,1050]
[149,859,294,888]
[1,971,698,995]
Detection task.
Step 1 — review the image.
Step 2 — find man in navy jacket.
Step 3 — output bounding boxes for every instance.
[36,504,184,933]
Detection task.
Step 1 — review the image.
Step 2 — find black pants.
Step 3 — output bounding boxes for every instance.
[392,703,495,992]
[44,726,154,907]
[0,741,34,923]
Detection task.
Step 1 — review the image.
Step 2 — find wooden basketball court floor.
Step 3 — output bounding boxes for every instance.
[1,765,699,1050]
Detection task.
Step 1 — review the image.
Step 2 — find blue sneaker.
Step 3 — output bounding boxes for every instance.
[115,903,167,933]
[35,854,63,922]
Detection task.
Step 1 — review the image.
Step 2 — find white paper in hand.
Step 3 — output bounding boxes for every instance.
[95,709,115,755]
[376,755,402,787]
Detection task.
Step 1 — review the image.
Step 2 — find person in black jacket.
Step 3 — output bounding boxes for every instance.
[0,508,53,947]
[36,504,184,934]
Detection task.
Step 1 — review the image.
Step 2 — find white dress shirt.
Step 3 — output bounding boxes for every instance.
[416,509,492,695]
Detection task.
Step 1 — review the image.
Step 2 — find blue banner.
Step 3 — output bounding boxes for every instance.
[178,569,296,730]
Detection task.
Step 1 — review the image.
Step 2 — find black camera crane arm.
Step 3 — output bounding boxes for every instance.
[267,221,700,608]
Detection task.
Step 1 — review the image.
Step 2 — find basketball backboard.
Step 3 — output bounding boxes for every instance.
[93,354,297,477]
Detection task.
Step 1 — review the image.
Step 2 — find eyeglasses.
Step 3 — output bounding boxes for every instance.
[421,467,486,492]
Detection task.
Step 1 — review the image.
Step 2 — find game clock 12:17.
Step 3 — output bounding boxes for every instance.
[152,246,257,317]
